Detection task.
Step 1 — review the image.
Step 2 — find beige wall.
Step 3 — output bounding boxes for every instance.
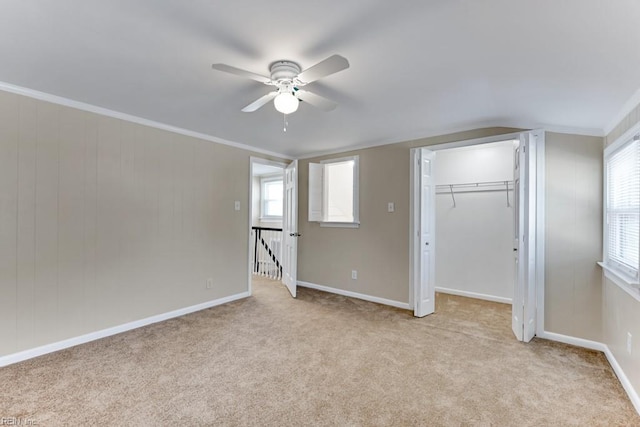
[0,90,279,357]
[297,128,520,303]
[603,103,640,396]
[544,132,603,341]
[298,129,605,344]
[606,103,640,147]
[604,279,640,392]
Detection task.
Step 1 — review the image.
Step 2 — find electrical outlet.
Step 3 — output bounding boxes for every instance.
[206,278,213,289]
[234,201,240,211]
[351,270,358,280]
[627,332,633,355]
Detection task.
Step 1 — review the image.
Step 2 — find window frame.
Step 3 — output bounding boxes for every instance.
[602,133,640,289]
[309,155,360,228]
[260,175,284,221]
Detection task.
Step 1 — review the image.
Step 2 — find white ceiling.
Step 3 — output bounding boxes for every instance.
[1,1,639,158]
[253,164,283,177]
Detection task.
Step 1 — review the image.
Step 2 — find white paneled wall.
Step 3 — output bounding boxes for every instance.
[0,91,251,357]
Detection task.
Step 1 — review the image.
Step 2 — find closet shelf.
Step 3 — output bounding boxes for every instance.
[435,180,514,207]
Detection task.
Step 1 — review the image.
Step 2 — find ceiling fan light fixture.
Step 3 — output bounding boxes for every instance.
[274,92,299,114]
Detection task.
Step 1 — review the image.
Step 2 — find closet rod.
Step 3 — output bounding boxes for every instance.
[435,180,514,207]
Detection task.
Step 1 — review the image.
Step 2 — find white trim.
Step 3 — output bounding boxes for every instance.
[319,222,360,228]
[534,130,546,336]
[0,80,606,161]
[435,287,512,304]
[538,331,640,415]
[409,130,545,331]
[0,81,292,160]
[600,262,640,303]
[408,148,418,311]
[604,345,640,415]
[297,281,410,310]
[604,87,640,136]
[296,122,602,160]
[536,330,606,352]
[0,291,250,368]
[602,135,640,290]
[419,131,524,152]
[605,121,640,154]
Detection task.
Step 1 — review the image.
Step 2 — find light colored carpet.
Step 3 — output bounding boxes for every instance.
[1,277,638,426]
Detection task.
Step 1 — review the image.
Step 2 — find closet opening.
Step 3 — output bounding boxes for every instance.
[434,140,516,306]
[410,131,544,342]
[433,141,516,340]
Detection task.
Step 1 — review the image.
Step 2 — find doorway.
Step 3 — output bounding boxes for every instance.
[248,157,299,298]
[249,158,285,295]
[410,130,545,342]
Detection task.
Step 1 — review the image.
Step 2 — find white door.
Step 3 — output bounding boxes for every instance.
[512,132,537,342]
[512,142,524,341]
[415,148,436,317]
[282,160,298,298]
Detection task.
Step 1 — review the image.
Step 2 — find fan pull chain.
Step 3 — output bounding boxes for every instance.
[283,114,288,132]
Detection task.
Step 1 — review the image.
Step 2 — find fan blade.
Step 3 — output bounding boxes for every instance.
[297,55,349,84]
[296,90,337,112]
[212,63,271,84]
[241,91,278,112]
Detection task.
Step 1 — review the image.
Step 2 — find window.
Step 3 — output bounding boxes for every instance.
[308,156,359,227]
[604,135,640,283]
[261,176,283,220]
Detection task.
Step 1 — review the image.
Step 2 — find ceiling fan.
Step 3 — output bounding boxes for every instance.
[211,54,349,115]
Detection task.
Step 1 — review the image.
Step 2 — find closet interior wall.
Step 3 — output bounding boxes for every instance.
[434,141,516,302]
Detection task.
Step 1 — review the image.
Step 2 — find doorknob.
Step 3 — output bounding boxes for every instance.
[290,232,302,237]
[425,242,429,246]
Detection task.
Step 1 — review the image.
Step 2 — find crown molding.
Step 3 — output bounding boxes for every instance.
[604,87,640,137]
[0,81,293,160]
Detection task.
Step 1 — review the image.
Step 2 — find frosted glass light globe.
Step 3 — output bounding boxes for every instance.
[274,92,299,114]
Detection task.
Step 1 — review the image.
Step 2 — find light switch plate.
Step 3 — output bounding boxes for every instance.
[234,200,240,211]
[387,202,395,213]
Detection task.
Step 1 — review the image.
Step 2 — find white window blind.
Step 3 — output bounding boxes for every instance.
[606,138,640,278]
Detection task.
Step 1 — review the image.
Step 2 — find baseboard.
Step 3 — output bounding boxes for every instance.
[435,286,512,304]
[603,346,640,415]
[538,331,640,415]
[536,330,607,352]
[0,291,250,368]
[297,281,410,310]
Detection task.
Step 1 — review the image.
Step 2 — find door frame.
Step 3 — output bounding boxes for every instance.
[248,157,288,296]
[409,130,546,337]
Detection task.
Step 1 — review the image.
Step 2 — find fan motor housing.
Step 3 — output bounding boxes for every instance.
[269,61,301,82]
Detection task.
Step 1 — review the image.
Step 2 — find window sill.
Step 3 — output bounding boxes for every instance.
[598,262,640,303]
[319,222,360,229]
